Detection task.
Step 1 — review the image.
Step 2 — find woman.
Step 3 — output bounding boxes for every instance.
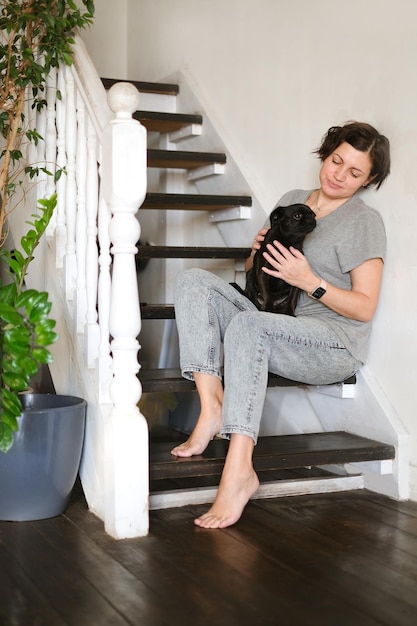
[171,121,391,529]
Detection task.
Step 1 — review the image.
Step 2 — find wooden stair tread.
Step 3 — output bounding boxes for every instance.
[142,192,252,211]
[140,304,176,319]
[141,368,196,393]
[150,464,341,493]
[150,431,395,480]
[101,77,179,96]
[140,367,356,393]
[137,245,250,259]
[134,110,202,133]
[147,148,226,170]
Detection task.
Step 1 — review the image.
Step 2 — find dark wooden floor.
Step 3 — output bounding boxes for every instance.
[1,485,417,626]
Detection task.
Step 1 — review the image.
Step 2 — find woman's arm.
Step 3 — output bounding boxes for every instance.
[262,241,383,323]
[310,258,383,322]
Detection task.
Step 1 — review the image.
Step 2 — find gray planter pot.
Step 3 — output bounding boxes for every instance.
[0,394,86,521]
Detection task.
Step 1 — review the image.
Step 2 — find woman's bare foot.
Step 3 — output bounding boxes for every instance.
[194,433,259,528]
[171,372,224,457]
[194,467,259,529]
[171,413,222,457]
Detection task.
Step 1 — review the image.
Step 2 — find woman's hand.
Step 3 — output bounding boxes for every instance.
[245,227,269,272]
[262,240,315,290]
[263,240,383,323]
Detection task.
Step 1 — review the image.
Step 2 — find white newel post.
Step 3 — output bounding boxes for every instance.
[101,83,148,538]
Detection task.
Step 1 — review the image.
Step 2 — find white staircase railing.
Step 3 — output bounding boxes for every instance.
[23,35,149,538]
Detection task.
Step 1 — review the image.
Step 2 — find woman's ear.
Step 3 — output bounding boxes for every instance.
[363,174,377,188]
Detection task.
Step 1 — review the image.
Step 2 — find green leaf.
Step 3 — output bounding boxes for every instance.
[0,423,14,453]
[0,410,19,430]
[32,347,54,364]
[3,333,31,354]
[3,342,30,360]
[10,249,25,268]
[54,167,64,181]
[29,301,52,324]
[62,52,73,66]
[86,0,95,16]
[1,388,23,417]
[0,303,25,326]
[6,257,23,282]
[4,324,30,339]
[0,283,17,304]
[35,318,56,333]
[35,330,58,346]
[3,372,28,391]
[20,229,37,253]
[14,355,39,376]
[16,289,46,311]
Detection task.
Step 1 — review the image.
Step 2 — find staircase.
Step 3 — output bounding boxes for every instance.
[102,77,396,510]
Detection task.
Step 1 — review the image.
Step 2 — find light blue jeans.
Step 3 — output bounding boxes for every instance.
[174,268,361,443]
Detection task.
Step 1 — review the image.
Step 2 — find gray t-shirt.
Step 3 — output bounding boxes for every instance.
[270,189,386,363]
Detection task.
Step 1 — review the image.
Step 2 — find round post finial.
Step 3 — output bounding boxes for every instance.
[107,82,140,118]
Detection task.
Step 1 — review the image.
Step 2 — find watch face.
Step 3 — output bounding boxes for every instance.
[312,286,326,299]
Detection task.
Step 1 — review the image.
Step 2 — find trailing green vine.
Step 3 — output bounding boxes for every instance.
[0,0,95,244]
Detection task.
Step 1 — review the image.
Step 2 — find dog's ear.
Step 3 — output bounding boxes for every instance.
[269,206,284,226]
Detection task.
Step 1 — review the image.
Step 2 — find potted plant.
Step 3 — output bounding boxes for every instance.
[0,0,94,520]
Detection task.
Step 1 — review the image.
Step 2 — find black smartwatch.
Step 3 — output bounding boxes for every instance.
[308,279,327,300]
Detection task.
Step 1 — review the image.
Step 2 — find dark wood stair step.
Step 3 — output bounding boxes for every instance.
[142,192,252,211]
[150,464,343,494]
[134,111,203,133]
[150,431,395,481]
[137,245,250,259]
[140,367,356,394]
[141,304,176,320]
[147,148,226,170]
[101,77,179,96]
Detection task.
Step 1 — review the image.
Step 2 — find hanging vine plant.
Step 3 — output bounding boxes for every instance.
[0,0,95,452]
[0,0,95,240]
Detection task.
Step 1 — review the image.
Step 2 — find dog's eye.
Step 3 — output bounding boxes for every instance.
[293,213,302,220]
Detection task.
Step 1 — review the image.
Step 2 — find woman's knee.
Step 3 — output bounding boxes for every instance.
[175,268,210,297]
[176,267,205,288]
[224,311,259,346]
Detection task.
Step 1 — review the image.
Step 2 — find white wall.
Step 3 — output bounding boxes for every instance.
[80,0,128,79]
[82,0,417,499]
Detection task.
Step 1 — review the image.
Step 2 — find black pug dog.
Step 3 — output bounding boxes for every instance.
[244,203,316,315]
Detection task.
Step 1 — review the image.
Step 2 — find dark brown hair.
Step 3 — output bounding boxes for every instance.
[314,121,391,190]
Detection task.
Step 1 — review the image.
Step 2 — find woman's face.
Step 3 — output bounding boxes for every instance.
[319,141,373,200]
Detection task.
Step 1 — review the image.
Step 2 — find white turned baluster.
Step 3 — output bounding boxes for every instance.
[26,87,38,177]
[35,105,47,201]
[85,115,100,366]
[22,89,31,162]
[75,91,87,333]
[45,67,57,236]
[96,191,112,402]
[64,65,77,299]
[101,83,148,538]
[55,66,67,268]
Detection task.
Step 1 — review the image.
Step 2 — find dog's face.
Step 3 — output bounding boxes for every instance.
[269,203,316,242]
